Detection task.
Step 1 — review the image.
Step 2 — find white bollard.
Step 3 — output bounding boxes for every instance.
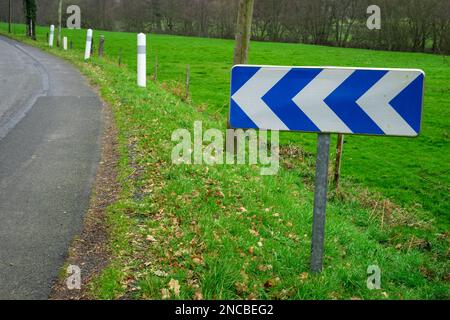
[49,25,54,47]
[137,33,146,87]
[63,37,68,50]
[84,29,93,60]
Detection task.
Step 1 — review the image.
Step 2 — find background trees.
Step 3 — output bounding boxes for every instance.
[22,0,37,38]
[1,0,448,53]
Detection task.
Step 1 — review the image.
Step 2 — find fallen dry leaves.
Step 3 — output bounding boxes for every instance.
[300,272,309,282]
[168,279,181,297]
[264,277,281,289]
[161,288,171,299]
[193,290,204,300]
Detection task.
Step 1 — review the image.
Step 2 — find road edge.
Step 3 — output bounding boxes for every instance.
[48,87,120,300]
[0,33,119,300]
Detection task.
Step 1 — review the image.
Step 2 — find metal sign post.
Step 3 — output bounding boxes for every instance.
[311,133,331,273]
[228,65,425,273]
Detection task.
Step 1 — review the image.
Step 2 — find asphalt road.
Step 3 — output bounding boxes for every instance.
[0,36,103,299]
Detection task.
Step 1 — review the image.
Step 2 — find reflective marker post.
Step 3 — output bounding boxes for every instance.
[49,25,54,47]
[310,133,331,273]
[84,29,93,60]
[137,33,147,87]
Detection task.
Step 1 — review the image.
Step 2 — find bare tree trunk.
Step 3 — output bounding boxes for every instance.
[233,0,254,65]
[8,0,11,33]
[57,0,63,47]
[229,0,255,153]
[23,0,37,39]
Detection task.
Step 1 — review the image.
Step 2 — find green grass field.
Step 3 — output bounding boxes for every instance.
[5,23,448,228]
[1,23,448,300]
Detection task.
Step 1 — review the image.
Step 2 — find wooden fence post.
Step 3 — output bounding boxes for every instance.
[334,134,344,189]
[91,37,95,55]
[154,54,158,81]
[186,64,190,99]
[98,35,105,57]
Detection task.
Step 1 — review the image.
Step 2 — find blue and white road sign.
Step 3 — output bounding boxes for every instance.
[230,65,425,137]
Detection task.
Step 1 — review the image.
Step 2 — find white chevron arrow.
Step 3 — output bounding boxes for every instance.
[356,71,421,136]
[292,69,354,133]
[232,67,289,130]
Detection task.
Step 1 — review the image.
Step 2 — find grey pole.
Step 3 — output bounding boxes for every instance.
[310,133,331,273]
